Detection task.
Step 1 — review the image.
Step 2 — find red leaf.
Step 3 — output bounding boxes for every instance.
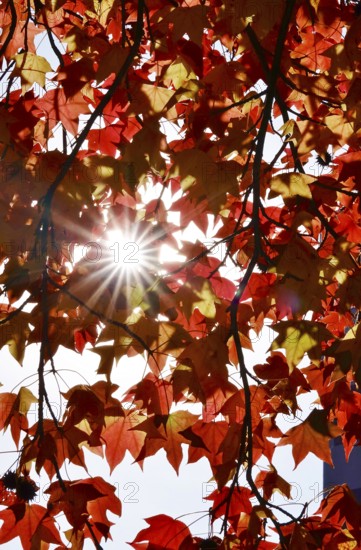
[0,503,64,549]
[34,88,90,135]
[206,486,253,530]
[278,409,342,468]
[129,515,192,550]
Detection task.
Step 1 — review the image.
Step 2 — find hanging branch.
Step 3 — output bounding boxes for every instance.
[220,1,298,543]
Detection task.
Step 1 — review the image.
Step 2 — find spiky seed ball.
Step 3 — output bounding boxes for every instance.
[1,471,18,490]
[16,477,38,502]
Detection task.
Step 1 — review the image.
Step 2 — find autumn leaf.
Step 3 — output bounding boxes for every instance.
[176,276,221,319]
[169,149,241,213]
[206,486,253,526]
[95,46,130,84]
[128,83,175,116]
[0,391,16,427]
[278,409,342,468]
[2,0,361,547]
[46,477,121,534]
[21,420,90,478]
[12,53,52,93]
[34,88,90,135]
[134,410,199,472]
[124,373,173,416]
[316,484,361,529]
[93,0,115,27]
[255,466,292,501]
[129,514,192,550]
[15,387,38,416]
[163,56,197,89]
[269,173,315,199]
[0,504,63,550]
[270,321,333,372]
[102,411,147,473]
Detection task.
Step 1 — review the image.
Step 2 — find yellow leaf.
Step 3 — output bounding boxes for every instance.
[163,57,197,89]
[271,321,333,372]
[309,0,320,11]
[176,276,221,319]
[278,119,302,146]
[45,0,66,10]
[93,0,115,27]
[13,53,52,93]
[269,173,315,199]
[16,387,38,416]
[129,84,175,115]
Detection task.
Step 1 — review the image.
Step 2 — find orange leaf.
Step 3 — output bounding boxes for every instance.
[278,409,342,468]
[0,503,64,549]
[34,88,90,135]
[103,411,147,473]
[129,514,192,550]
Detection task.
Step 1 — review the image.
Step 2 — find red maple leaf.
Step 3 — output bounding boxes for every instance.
[34,88,90,135]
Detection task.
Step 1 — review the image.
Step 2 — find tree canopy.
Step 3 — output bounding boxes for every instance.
[0,0,361,547]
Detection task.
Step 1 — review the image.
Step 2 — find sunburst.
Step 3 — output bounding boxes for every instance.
[69,221,165,318]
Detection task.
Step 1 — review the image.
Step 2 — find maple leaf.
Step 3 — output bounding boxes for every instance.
[129,514,193,550]
[163,56,197,89]
[176,276,221,319]
[124,373,173,416]
[170,149,241,214]
[34,88,90,135]
[2,0,361,546]
[87,124,124,156]
[278,409,342,468]
[128,83,175,116]
[269,172,315,199]
[255,466,292,501]
[270,320,333,372]
[12,52,52,94]
[56,57,96,98]
[120,121,168,184]
[0,503,63,550]
[61,381,123,444]
[0,392,17,431]
[21,420,90,478]
[134,410,199,472]
[326,322,361,382]
[176,330,231,404]
[46,477,121,534]
[95,45,130,84]
[102,410,147,473]
[316,484,361,530]
[207,486,253,528]
[0,19,43,59]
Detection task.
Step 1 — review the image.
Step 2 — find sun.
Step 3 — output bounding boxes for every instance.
[105,229,143,275]
[68,221,166,318]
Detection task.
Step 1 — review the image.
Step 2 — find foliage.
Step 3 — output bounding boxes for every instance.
[0,0,361,547]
